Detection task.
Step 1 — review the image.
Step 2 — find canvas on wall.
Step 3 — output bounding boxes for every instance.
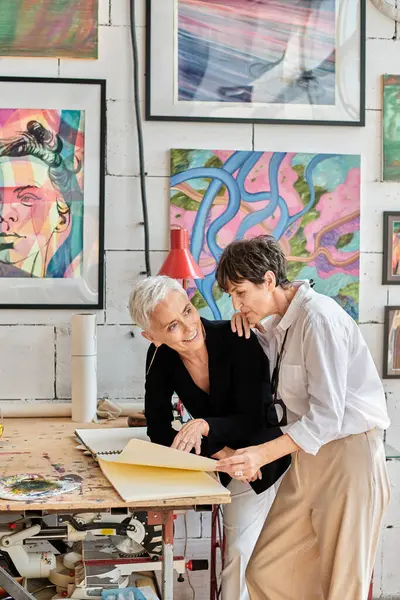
[0,77,105,308]
[177,0,336,106]
[147,0,365,124]
[383,211,400,284]
[383,306,400,378]
[170,149,361,321]
[0,109,84,280]
[0,0,98,59]
[383,74,400,181]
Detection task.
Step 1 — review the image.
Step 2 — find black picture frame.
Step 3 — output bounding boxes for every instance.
[382,211,400,285]
[0,76,105,309]
[383,305,400,378]
[146,0,366,126]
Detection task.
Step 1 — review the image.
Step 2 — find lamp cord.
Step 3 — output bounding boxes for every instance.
[129,0,151,276]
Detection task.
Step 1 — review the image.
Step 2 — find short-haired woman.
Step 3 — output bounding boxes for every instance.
[215,235,390,600]
[129,275,289,600]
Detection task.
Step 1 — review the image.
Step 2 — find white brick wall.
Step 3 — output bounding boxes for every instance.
[0,0,399,595]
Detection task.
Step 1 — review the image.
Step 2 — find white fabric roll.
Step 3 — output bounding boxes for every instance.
[71,355,97,423]
[71,313,97,356]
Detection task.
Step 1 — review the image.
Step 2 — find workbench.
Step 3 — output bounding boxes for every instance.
[0,418,230,599]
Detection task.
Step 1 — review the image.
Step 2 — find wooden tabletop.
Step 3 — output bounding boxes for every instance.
[0,418,230,512]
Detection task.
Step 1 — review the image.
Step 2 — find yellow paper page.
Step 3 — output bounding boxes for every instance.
[115,438,217,472]
[98,459,230,503]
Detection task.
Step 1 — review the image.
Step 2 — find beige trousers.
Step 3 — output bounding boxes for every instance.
[246,430,390,600]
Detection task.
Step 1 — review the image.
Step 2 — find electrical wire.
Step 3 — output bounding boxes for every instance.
[184,513,196,600]
[129,0,151,276]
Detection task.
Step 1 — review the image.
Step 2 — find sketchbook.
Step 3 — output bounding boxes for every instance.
[75,428,230,503]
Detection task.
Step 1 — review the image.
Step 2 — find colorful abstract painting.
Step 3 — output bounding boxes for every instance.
[0,0,98,59]
[0,109,85,279]
[170,150,361,321]
[383,74,400,181]
[177,0,335,105]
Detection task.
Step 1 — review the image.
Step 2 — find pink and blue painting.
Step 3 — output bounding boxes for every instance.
[170,150,361,321]
[177,0,336,105]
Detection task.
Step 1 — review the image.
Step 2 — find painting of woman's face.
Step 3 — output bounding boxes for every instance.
[0,156,71,276]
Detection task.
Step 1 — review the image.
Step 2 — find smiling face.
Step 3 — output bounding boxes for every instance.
[227,276,278,326]
[143,289,205,355]
[0,156,67,265]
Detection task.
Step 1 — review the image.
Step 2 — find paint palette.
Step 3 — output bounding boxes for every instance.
[0,473,80,501]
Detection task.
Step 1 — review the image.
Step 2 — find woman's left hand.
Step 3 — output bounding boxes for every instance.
[171,419,210,455]
[216,445,266,482]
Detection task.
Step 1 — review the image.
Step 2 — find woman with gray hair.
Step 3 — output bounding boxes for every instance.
[129,275,289,600]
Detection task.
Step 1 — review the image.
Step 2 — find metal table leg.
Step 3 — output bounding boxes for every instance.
[162,510,174,600]
[0,566,36,600]
[368,572,373,600]
[210,505,225,600]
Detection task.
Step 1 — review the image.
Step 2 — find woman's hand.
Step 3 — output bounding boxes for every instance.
[231,312,252,339]
[213,447,261,481]
[171,419,210,455]
[215,445,267,482]
[216,435,299,481]
[231,313,265,339]
[249,470,263,483]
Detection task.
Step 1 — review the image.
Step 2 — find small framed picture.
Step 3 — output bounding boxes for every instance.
[0,76,105,308]
[383,212,400,284]
[383,306,400,378]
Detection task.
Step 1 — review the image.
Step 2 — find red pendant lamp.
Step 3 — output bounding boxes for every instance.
[158,228,204,286]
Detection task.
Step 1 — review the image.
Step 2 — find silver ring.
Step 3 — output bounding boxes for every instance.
[235,470,244,477]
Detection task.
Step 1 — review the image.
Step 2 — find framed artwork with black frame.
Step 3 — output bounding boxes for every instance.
[382,211,400,285]
[383,306,400,378]
[0,76,105,309]
[146,0,366,126]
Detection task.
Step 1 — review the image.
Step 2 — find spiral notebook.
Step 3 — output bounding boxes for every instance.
[75,428,230,503]
[75,427,150,459]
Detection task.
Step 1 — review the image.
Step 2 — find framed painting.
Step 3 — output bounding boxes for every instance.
[171,149,361,321]
[382,212,400,284]
[382,75,400,181]
[0,77,105,309]
[147,0,366,125]
[383,306,400,378]
[0,0,98,59]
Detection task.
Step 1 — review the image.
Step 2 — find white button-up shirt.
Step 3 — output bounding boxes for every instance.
[255,281,390,455]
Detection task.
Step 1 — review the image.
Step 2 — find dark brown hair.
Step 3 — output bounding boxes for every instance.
[216,235,290,292]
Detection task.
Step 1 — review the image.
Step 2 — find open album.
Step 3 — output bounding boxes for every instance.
[75,428,230,503]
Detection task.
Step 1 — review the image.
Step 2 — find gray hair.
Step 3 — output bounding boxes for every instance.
[128,276,185,330]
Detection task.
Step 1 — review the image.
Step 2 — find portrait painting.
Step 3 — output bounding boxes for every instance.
[170,149,361,321]
[147,0,365,124]
[0,77,105,308]
[382,212,400,284]
[0,0,98,59]
[383,306,400,378]
[0,110,84,280]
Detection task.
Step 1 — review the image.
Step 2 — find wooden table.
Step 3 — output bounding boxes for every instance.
[0,418,230,599]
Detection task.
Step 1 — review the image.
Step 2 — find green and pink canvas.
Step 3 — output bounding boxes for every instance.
[170,150,361,321]
[0,0,98,59]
